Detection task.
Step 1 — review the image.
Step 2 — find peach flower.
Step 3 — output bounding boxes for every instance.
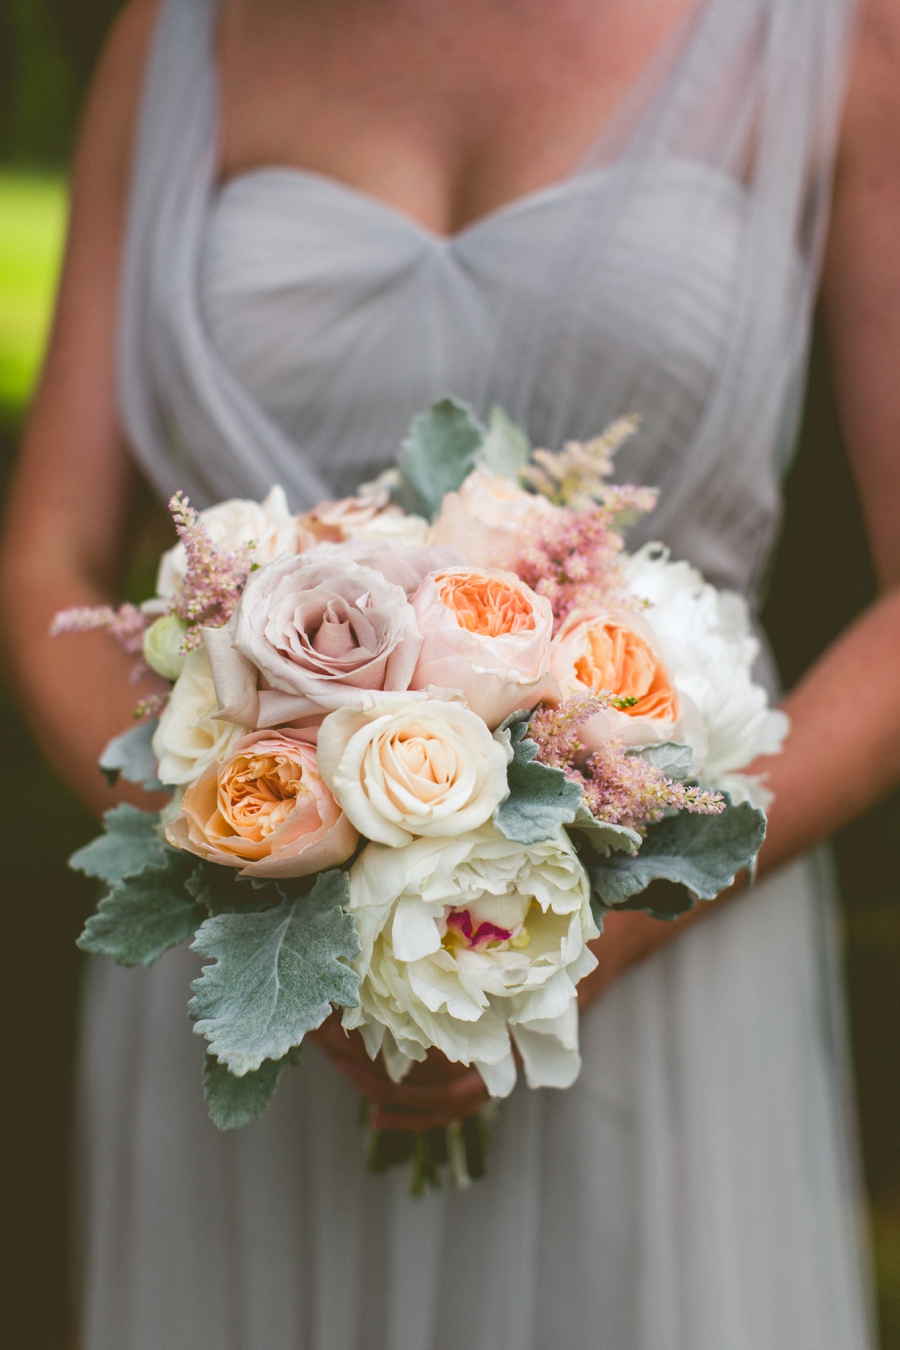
[549,608,706,766]
[409,568,556,728]
[428,468,560,570]
[165,728,358,878]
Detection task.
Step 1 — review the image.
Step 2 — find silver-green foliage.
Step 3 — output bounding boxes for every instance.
[392,396,485,519]
[493,712,583,844]
[203,1047,303,1130]
[190,870,361,1076]
[98,719,166,793]
[586,798,766,916]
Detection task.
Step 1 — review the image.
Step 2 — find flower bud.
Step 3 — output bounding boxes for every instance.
[143,614,189,681]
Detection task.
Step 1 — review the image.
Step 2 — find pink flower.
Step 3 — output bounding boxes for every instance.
[204,553,423,727]
[409,568,557,728]
[165,728,358,878]
[428,468,561,571]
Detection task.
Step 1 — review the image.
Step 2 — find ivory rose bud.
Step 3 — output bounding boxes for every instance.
[317,695,510,846]
[428,468,560,570]
[409,568,556,728]
[143,613,189,682]
[156,486,299,599]
[165,728,358,877]
[152,647,250,786]
[205,553,423,728]
[343,823,598,1096]
[549,607,706,768]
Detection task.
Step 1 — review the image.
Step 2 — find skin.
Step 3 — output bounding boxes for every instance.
[2,0,900,1135]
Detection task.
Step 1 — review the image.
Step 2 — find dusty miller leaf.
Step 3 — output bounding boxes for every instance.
[566,804,642,865]
[203,1046,303,1130]
[77,853,203,967]
[586,798,766,915]
[392,396,485,520]
[185,859,283,916]
[627,741,694,781]
[477,406,531,480]
[493,712,583,844]
[70,804,168,885]
[98,719,166,794]
[189,869,361,1076]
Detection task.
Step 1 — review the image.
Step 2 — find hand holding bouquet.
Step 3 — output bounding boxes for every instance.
[55,399,785,1190]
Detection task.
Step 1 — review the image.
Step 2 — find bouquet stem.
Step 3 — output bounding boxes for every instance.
[362,1103,492,1195]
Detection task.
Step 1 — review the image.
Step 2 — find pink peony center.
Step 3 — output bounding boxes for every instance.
[443,907,517,953]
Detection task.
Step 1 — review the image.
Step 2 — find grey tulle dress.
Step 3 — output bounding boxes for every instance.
[76,0,876,1345]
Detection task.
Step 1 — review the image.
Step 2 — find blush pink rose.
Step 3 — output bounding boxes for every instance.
[204,553,423,727]
[409,568,557,728]
[427,469,561,570]
[165,728,358,878]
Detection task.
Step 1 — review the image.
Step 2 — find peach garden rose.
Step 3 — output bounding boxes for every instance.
[408,568,557,728]
[165,728,358,878]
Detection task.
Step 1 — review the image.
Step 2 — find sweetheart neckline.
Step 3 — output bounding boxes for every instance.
[212,162,614,247]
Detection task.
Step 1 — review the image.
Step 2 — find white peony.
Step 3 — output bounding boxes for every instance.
[156,485,299,599]
[152,648,248,786]
[622,544,789,805]
[343,823,598,1097]
[317,696,510,846]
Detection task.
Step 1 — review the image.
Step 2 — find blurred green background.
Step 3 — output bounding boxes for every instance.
[2,2,900,1346]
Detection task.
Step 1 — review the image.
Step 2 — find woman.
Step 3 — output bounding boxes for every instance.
[1,0,897,1345]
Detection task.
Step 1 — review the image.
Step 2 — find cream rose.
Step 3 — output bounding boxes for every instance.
[204,553,423,728]
[156,486,299,598]
[428,468,561,570]
[152,648,249,786]
[165,728,358,877]
[317,696,509,846]
[343,823,598,1096]
[409,568,556,728]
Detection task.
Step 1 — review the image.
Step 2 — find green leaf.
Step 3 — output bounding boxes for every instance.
[77,853,203,966]
[70,804,168,885]
[203,1046,302,1130]
[392,396,485,520]
[627,741,694,781]
[477,406,531,480]
[189,869,361,1076]
[493,712,583,844]
[98,719,166,793]
[185,859,283,916]
[587,798,766,916]
[566,804,642,865]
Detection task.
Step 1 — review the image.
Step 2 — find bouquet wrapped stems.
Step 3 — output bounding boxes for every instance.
[363,1102,492,1196]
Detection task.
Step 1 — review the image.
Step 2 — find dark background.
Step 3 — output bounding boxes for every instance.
[2,2,900,1345]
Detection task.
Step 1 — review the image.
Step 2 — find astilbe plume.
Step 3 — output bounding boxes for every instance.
[528,696,724,832]
[521,415,655,518]
[513,502,641,633]
[50,602,152,683]
[168,491,254,649]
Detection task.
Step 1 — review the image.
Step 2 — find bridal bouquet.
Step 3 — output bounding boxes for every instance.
[55,398,784,1191]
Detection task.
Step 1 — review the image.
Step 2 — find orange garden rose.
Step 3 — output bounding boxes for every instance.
[166,728,358,878]
[409,568,556,728]
[551,610,679,721]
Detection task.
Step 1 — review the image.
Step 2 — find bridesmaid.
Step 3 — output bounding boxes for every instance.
[1,0,899,1346]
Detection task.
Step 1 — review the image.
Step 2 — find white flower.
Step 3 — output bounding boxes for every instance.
[622,544,789,804]
[152,648,248,786]
[317,696,510,846]
[343,823,598,1097]
[156,486,299,599]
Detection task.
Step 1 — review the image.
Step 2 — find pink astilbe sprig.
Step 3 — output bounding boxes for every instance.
[50,602,149,654]
[528,695,724,832]
[167,491,254,649]
[513,503,643,632]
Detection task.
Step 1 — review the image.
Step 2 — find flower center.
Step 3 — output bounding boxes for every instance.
[441,907,529,953]
[219,752,313,840]
[437,572,536,638]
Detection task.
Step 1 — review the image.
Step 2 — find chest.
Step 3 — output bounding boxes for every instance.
[216,0,697,236]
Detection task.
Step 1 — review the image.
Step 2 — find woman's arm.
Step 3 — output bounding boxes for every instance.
[0,0,165,817]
